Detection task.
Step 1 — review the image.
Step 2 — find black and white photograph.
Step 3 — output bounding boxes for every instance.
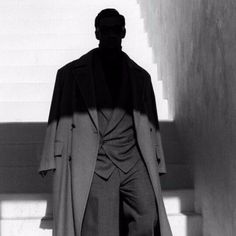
[0,0,235,236]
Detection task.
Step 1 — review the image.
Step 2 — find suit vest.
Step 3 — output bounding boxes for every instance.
[92,49,142,179]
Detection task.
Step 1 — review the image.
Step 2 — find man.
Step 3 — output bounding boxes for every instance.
[39,8,172,236]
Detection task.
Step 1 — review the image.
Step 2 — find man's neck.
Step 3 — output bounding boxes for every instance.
[98,44,122,63]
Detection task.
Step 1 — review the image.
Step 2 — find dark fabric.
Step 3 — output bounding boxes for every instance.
[97,45,123,106]
[81,158,160,236]
[92,49,142,179]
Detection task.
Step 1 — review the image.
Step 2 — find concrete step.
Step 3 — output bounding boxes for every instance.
[0,83,53,102]
[0,27,147,49]
[0,19,145,37]
[0,49,96,66]
[0,219,51,236]
[156,100,169,120]
[0,46,154,66]
[168,213,202,236]
[0,191,201,236]
[0,33,89,50]
[0,0,141,11]
[0,11,143,28]
[0,213,202,236]
[162,189,195,214]
[0,13,144,35]
[0,65,57,83]
[154,80,165,100]
[0,4,141,21]
[0,190,194,217]
[0,101,50,122]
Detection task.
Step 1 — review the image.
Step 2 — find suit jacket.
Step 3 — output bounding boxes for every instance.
[38,48,172,236]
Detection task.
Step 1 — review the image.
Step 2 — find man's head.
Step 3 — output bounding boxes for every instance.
[95,8,126,49]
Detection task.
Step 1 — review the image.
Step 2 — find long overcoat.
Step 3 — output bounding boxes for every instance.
[38,48,173,236]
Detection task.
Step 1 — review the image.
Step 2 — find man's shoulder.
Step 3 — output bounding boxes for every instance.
[124,52,151,80]
[56,48,151,82]
[57,48,96,72]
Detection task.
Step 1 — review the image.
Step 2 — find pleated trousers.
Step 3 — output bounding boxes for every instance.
[81,158,160,236]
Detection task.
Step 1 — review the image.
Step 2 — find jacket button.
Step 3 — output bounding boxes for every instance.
[68,156,72,161]
[150,128,152,132]
[71,124,76,130]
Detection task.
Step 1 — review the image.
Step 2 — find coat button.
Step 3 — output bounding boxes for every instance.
[68,156,72,161]
[71,124,75,130]
[150,128,152,132]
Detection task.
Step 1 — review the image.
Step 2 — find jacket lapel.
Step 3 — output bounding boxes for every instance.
[72,53,99,132]
[92,50,113,122]
[102,55,129,136]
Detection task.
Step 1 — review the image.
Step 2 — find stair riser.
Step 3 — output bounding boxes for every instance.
[0,190,194,217]
[0,66,57,83]
[0,48,153,66]
[168,214,202,236]
[0,215,202,236]
[0,102,49,122]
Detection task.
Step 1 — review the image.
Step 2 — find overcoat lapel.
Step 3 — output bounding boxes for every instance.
[92,50,113,124]
[72,56,99,132]
[72,49,145,139]
[96,52,145,137]
[102,55,130,136]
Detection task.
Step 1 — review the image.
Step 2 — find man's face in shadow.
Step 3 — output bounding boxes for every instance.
[95,16,126,49]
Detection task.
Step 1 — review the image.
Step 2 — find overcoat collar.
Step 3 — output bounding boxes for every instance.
[72,48,145,132]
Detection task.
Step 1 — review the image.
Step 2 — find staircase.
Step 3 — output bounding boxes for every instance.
[0,0,202,235]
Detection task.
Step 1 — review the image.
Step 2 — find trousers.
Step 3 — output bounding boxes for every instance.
[81,158,160,236]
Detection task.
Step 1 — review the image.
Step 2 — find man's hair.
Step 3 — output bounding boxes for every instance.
[95,8,125,29]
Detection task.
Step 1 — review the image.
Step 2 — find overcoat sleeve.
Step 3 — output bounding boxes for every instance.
[38,69,63,173]
[144,75,167,175]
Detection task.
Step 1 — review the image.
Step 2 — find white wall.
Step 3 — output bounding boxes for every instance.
[138,0,236,235]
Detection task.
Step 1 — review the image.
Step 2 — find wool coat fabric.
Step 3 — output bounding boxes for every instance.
[38,48,173,236]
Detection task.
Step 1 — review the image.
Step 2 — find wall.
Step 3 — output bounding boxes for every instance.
[138,0,236,235]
